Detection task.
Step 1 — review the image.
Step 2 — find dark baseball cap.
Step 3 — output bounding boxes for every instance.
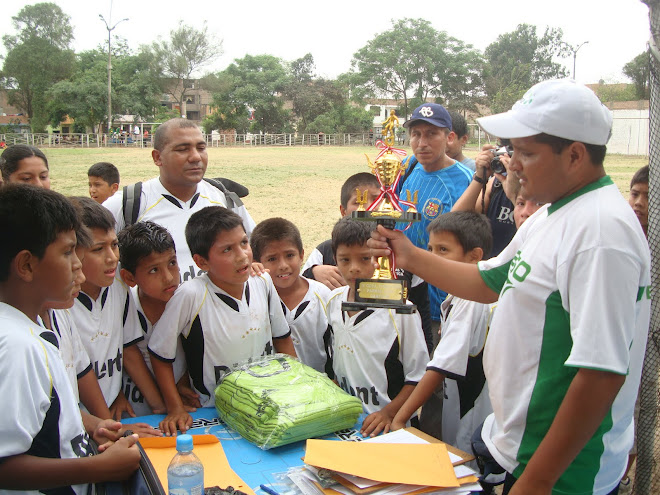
[403,103,452,129]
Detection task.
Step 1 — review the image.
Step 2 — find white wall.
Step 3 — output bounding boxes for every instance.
[608,109,649,156]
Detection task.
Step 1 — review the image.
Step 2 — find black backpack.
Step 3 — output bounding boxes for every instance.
[122,178,248,226]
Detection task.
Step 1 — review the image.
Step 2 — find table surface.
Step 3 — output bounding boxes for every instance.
[124,407,368,493]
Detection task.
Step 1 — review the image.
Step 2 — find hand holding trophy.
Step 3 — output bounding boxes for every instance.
[342,114,421,314]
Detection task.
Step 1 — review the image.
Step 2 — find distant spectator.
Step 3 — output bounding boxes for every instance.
[447,111,476,171]
[88,162,120,204]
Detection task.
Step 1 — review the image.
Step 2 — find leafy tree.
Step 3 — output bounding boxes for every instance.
[306,104,374,134]
[150,21,222,117]
[203,54,292,134]
[623,51,650,99]
[346,18,483,118]
[1,3,75,131]
[483,24,569,113]
[284,54,345,132]
[47,43,161,132]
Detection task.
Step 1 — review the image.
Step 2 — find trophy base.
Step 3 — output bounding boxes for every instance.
[342,300,417,314]
[341,278,417,314]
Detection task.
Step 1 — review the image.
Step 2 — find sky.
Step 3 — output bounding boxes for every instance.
[0,0,652,87]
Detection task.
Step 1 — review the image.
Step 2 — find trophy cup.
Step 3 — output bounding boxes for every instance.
[342,113,421,314]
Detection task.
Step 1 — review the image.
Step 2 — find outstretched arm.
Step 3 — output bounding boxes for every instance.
[368,225,498,303]
[391,370,444,431]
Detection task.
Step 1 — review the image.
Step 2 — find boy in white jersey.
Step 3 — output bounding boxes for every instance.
[250,217,331,372]
[149,206,296,435]
[118,220,201,416]
[325,218,429,437]
[69,197,166,419]
[392,211,494,455]
[0,184,140,493]
[40,219,112,418]
[369,80,650,495]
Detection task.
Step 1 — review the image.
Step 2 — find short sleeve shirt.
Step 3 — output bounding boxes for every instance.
[148,272,290,407]
[325,286,429,415]
[0,303,91,495]
[478,177,651,494]
[103,178,256,282]
[70,278,143,406]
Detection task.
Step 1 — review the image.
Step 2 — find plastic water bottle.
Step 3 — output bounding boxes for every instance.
[167,434,204,495]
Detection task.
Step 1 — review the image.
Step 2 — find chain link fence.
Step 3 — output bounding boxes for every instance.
[635,5,660,490]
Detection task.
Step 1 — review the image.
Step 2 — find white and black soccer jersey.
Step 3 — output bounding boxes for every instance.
[325,286,429,416]
[0,303,92,495]
[282,278,331,373]
[70,278,143,407]
[103,177,256,282]
[148,272,291,407]
[478,177,651,495]
[430,295,494,454]
[38,308,93,404]
[122,286,187,416]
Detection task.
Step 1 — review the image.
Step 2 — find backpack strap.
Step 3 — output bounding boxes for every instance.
[203,177,243,209]
[121,182,143,226]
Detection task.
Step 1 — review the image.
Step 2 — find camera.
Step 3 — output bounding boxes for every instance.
[490,145,513,175]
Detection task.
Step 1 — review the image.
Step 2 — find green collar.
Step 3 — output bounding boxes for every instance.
[548,175,613,215]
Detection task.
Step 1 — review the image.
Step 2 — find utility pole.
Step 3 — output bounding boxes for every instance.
[569,41,589,80]
[99,2,128,135]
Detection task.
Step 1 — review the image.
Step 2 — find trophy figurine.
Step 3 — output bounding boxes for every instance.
[342,113,421,314]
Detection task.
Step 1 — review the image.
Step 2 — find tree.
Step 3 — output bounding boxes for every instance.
[623,51,650,99]
[47,43,161,132]
[483,24,569,113]
[203,55,292,134]
[284,54,345,132]
[150,21,222,117]
[346,18,483,118]
[1,3,75,131]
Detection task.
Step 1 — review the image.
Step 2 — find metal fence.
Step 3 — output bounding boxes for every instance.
[0,132,393,149]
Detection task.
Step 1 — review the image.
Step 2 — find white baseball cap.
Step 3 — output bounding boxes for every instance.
[477,79,613,145]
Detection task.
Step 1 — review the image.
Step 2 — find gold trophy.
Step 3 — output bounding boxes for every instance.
[342,113,421,314]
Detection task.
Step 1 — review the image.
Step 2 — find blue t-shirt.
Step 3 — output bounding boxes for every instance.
[397,156,472,320]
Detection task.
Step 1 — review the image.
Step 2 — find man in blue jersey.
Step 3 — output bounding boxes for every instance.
[398,104,473,342]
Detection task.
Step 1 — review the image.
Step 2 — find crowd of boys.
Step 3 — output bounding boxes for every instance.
[0,78,651,495]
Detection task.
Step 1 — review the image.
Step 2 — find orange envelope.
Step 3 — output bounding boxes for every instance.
[140,434,255,495]
[304,439,459,488]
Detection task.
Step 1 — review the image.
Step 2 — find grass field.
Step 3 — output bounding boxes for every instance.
[44,145,648,260]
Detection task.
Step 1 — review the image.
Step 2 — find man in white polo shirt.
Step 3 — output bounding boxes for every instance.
[369,79,650,495]
[103,119,255,282]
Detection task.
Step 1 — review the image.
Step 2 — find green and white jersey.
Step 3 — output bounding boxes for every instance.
[478,177,650,495]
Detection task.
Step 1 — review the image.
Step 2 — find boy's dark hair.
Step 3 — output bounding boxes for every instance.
[331,217,376,256]
[75,224,93,250]
[186,206,244,259]
[88,162,120,185]
[68,196,115,231]
[154,119,200,151]
[0,184,79,281]
[427,211,493,257]
[448,111,468,138]
[118,221,176,274]
[250,218,303,262]
[340,172,380,208]
[631,165,649,188]
[533,133,607,166]
[0,145,49,181]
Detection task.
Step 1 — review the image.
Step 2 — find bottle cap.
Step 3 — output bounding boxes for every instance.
[176,434,193,452]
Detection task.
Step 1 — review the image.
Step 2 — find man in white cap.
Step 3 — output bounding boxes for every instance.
[369,79,650,495]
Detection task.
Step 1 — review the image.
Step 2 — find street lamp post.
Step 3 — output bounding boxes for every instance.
[569,41,589,80]
[99,10,128,135]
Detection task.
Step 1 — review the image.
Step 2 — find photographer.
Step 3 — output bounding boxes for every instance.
[451,141,517,256]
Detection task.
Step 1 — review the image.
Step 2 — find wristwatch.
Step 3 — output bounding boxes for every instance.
[473,173,486,184]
